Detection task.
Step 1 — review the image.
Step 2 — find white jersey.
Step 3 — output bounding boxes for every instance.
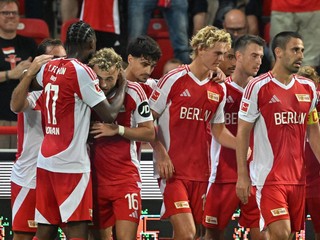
[36,58,106,173]
[11,91,43,188]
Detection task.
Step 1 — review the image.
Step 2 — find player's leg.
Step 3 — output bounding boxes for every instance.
[35,224,59,240]
[204,183,239,240]
[267,220,291,240]
[113,183,141,240]
[160,179,196,239]
[170,213,196,240]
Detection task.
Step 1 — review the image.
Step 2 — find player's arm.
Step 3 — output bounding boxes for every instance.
[10,55,52,112]
[236,119,254,205]
[307,108,320,163]
[90,120,155,142]
[211,123,236,150]
[150,109,175,180]
[92,73,127,123]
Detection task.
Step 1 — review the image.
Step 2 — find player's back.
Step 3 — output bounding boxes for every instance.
[36,58,105,173]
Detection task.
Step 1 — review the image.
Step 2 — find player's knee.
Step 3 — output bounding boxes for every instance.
[269,228,291,240]
[174,229,196,240]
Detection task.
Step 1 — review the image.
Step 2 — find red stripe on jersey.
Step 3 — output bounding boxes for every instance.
[244,72,270,99]
[127,82,147,101]
[74,59,96,80]
[158,65,187,89]
[225,76,232,83]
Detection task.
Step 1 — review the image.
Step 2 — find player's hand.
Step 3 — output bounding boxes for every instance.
[236,175,251,204]
[90,122,118,138]
[210,67,226,83]
[154,147,175,180]
[9,57,33,79]
[117,70,128,88]
[25,55,53,78]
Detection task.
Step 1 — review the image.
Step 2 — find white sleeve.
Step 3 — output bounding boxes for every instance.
[238,82,260,123]
[211,83,226,124]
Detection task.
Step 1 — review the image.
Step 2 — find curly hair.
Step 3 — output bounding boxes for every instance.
[88,48,123,72]
[298,66,319,85]
[190,26,231,59]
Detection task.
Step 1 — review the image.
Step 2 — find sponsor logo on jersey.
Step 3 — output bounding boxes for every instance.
[150,90,161,101]
[180,89,191,97]
[174,201,190,209]
[207,91,220,102]
[138,101,151,117]
[129,210,139,219]
[269,95,280,103]
[226,95,234,103]
[295,94,311,102]
[28,220,37,228]
[274,112,306,125]
[180,107,212,121]
[240,101,250,115]
[205,216,218,225]
[271,208,288,216]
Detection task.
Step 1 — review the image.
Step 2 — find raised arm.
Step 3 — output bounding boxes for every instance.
[10,55,53,112]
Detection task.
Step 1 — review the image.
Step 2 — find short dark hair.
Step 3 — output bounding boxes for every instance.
[234,34,265,53]
[271,31,302,59]
[127,35,162,62]
[36,38,63,56]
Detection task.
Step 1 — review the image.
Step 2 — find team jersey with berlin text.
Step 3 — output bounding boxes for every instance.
[150,65,226,181]
[239,72,317,186]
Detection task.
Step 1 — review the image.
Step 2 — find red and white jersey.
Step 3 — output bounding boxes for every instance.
[210,77,244,183]
[36,58,106,173]
[305,88,320,196]
[150,65,226,181]
[239,72,317,186]
[91,81,153,186]
[11,91,43,188]
[80,0,120,34]
[139,78,158,98]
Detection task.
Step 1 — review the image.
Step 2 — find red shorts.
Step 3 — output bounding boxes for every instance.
[11,182,37,232]
[306,197,320,232]
[35,168,92,225]
[257,185,305,232]
[160,178,207,224]
[92,182,141,228]
[203,182,259,230]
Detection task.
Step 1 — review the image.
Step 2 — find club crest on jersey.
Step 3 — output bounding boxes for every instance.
[240,101,250,115]
[205,216,218,225]
[207,91,219,102]
[271,208,288,216]
[28,220,37,228]
[150,90,161,101]
[295,94,311,102]
[174,201,190,209]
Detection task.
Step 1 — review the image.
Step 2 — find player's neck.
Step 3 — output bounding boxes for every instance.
[124,68,137,82]
[271,65,293,85]
[188,60,211,81]
[232,67,251,88]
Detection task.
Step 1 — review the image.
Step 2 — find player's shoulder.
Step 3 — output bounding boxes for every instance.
[127,81,148,101]
[157,64,189,88]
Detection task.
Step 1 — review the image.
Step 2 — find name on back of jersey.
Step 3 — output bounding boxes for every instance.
[46,126,60,135]
[180,107,212,121]
[48,65,67,75]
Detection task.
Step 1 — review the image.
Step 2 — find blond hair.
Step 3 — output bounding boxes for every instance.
[298,66,319,85]
[190,26,231,59]
[89,48,123,72]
